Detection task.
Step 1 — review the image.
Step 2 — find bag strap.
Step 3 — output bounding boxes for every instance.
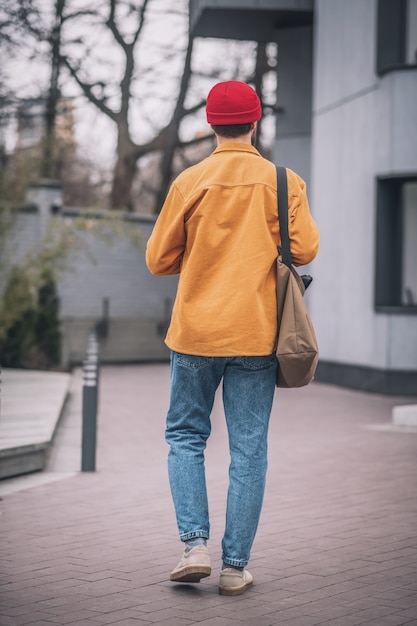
[276,166,314,291]
[276,166,292,269]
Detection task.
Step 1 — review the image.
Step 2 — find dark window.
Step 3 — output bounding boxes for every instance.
[375,176,417,312]
[377,0,417,74]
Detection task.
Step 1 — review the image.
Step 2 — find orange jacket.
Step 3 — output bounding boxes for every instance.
[146,142,319,356]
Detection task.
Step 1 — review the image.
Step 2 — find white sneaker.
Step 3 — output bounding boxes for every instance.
[219,567,253,595]
[170,546,211,583]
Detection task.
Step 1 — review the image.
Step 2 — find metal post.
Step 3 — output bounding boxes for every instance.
[81,331,100,472]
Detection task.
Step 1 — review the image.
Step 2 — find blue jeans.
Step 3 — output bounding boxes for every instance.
[165,350,277,568]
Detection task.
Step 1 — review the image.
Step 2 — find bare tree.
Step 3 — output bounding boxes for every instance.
[2,1,277,213]
[30,1,97,178]
[0,0,39,142]
[0,0,39,48]
[59,0,211,211]
[42,0,66,178]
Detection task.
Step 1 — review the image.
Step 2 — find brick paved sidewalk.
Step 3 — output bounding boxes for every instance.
[1,364,417,626]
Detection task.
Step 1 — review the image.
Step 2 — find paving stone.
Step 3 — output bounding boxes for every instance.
[1,366,417,625]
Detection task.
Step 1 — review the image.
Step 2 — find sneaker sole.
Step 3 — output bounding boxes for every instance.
[170,565,211,583]
[219,579,253,596]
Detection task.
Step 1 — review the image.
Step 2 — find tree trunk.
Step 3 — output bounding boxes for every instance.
[42,0,65,179]
[110,124,138,210]
[154,122,178,212]
[153,38,194,213]
[110,150,137,211]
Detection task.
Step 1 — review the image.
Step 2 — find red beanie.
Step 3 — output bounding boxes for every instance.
[206,80,262,125]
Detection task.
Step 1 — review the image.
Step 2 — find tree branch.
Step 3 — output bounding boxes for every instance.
[62,10,98,22]
[105,0,151,120]
[61,56,117,122]
[132,0,150,45]
[106,0,127,49]
[178,133,214,149]
[182,99,206,118]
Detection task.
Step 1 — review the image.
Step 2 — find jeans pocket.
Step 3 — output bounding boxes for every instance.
[176,352,215,371]
[237,354,277,371]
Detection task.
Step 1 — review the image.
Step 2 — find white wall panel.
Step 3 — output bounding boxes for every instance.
[310,0,417,372]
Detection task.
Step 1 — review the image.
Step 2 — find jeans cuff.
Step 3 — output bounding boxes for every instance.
[222,555,248,568]
[180,530,209,541]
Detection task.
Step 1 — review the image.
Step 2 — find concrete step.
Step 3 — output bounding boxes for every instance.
[393,403,417,427]
[0,368,71,479]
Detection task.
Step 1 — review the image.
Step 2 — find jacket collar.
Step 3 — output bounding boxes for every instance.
[212,142,261,157]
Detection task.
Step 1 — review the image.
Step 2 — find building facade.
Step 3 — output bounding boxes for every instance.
[190,0,417,394]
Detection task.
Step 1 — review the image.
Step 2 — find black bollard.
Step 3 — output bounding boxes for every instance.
[81,332,100,472]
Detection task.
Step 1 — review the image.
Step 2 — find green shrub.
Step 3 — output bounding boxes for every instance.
[0,268,61,369]
[35,271,61,367]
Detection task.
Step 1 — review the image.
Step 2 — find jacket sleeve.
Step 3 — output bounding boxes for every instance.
[146,183,186,276]
[286,169,320,266]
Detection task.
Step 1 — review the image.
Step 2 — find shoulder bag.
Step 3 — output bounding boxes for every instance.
[275,166,319,388]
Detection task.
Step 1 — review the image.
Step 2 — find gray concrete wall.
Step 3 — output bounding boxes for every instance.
[309,0,417,372]
[61,318,171,365]
[1,191,177,367]
[57,216,177,365]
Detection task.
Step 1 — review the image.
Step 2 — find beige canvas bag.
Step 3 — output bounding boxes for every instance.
[275,166,319,388]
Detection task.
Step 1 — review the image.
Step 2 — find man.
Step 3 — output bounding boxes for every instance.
[146,80,319,595]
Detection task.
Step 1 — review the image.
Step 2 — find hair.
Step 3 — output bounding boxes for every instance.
[211,123,253,138]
